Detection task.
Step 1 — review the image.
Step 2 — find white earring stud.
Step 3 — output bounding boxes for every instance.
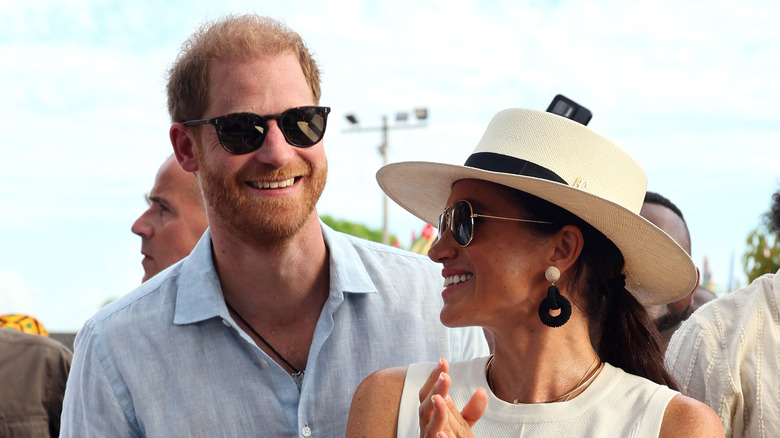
[545,266,560,283]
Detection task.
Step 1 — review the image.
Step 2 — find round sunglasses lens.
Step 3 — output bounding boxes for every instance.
[220,114,266,154]
[437,212,447,243]
[452,201,473,246]
[281,108,327,147]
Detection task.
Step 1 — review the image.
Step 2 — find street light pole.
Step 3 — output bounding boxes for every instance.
[344,108,428,245]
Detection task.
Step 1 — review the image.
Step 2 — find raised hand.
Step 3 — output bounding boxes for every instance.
[418,359,488,438]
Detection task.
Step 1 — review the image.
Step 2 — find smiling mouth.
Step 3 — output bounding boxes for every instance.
[247,177,296,189]
[443,273,473,287]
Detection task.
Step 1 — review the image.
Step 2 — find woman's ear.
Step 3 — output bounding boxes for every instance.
[170,123,199,172]
[549,224,584,273]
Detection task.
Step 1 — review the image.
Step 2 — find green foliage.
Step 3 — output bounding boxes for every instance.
[743,225,780,283]
[320,215,399,246]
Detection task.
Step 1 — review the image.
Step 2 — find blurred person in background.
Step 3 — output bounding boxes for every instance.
[131,154,208,282]
[640,191,716,351]
[666,189,780,437]
[1,315,72,437]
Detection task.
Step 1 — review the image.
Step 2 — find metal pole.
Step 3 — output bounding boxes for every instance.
[380,115,389,245]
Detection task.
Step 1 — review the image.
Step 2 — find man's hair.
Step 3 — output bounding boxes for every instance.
[644,191,686,223]
[166,14,321,123]
[643,191,691,255]
[768,190,780,236]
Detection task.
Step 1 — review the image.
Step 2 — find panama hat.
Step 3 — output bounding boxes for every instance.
[376,108,697,305]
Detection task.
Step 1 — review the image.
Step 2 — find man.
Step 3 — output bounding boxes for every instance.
[640,191,715,350]
[665,189,780,437]
[61,14,487,437]
[131,154,209,282]
[0,327,72,437]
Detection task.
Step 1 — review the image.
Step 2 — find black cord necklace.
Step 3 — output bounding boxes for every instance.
[225,300,305,389]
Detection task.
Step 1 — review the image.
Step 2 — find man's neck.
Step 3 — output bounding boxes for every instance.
[209,216,330,373]
[210,216,330,324]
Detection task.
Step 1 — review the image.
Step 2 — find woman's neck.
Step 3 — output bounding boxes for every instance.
[486,318,600,404]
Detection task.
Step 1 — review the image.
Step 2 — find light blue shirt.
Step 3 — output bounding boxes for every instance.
[61,223,488,437]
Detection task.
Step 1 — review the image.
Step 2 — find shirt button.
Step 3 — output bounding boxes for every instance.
[222,319,231,327]
[301,426,311,437]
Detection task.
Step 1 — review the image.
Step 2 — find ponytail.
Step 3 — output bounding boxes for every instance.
[511,189,678,389]
[596,275,678,389]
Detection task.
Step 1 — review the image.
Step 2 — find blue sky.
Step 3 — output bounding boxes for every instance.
[1,0,779,331]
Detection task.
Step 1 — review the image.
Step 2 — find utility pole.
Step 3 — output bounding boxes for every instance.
[343,108,428,245]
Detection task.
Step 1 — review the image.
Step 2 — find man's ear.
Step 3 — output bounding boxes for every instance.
[170,123,199,172]
[549,225,584,273]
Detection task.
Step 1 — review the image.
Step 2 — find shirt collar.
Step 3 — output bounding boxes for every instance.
[320,221,378,297]
[173,229,227,325]
[173,222,379,326]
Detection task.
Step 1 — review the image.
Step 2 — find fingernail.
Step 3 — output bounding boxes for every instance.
[435,372,444,387]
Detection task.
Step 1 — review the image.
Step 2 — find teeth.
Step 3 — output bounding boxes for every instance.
[250,178,295,189]
[443,273,472,287]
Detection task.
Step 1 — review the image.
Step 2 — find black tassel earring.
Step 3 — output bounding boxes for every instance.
[538,266,572,328]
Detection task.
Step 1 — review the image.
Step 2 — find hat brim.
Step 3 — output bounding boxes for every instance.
[377,161,697,305]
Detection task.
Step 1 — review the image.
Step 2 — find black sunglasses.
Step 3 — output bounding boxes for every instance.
[182,106,331,155]
[438,200,555,247]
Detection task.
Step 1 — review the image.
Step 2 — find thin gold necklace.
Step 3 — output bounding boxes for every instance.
[485,355,603,404]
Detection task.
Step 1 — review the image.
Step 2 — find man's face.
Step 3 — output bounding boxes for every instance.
[131,157,208,282]
[640,202,694,328]
[192,52,327,246]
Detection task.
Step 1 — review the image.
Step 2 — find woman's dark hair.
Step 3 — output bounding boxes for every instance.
[510,189,678,390]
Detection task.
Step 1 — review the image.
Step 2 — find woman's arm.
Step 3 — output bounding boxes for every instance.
[659,394,724,437]
[346,366,408,438]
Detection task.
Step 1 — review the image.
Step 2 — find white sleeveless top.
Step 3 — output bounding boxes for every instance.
[398,356,677,437]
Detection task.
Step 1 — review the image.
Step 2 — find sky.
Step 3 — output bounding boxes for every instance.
[1,0,778,332]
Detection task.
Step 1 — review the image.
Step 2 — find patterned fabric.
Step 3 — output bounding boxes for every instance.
[666,271,780,437]
[0,313,49,336]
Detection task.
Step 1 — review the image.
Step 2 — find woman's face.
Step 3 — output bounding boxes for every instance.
[428,179,555,328]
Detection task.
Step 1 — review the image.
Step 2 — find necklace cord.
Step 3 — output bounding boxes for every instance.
[224,300,303,375]
[485,355,603,404]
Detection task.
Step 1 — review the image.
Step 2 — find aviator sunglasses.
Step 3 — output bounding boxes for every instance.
[182,106,331,155]
[438,199,555,247]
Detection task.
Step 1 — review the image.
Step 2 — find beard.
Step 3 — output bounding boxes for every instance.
[197,152,328,247]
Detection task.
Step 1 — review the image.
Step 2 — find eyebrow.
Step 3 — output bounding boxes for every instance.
[146,194,170,208]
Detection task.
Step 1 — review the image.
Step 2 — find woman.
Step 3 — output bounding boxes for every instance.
[346,108,723,437]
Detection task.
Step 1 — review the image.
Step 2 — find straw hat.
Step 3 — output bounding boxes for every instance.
[376,108,697,305]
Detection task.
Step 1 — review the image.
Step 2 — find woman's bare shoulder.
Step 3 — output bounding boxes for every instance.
[346,366,409,438]
[660,394,724,437]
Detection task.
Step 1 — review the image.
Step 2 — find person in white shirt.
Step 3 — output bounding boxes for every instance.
[666,189,780,437]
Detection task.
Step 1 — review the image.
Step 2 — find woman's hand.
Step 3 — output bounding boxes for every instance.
[418,359,488,438]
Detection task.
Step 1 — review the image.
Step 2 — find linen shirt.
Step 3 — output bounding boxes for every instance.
[60,224,488,437]
[666,271,780,437]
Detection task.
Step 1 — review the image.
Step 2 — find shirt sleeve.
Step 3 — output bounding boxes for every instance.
[60,323,142,438]
[665,311,740,436]
[449,326,490,362]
